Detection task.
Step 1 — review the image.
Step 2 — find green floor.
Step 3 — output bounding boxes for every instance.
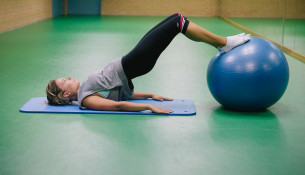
[1,16,305,175]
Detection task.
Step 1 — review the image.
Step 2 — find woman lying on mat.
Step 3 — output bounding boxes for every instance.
[46,13,250,114]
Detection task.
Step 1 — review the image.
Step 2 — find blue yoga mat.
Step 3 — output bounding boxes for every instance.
[20,97,196,115]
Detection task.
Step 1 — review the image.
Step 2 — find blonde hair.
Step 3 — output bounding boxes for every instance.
[46,80,69,105]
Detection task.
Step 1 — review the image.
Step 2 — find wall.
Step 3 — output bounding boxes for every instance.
[52,0,65,17]
[68,0,101,15]
[101,0,305,18]
[0,0,53,33]
[219,0,305,19]
[1,0,304,33]
[101,0,219,17]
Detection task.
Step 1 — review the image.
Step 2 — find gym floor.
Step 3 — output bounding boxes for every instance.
[0,16,305,175]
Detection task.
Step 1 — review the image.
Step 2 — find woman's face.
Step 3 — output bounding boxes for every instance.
[55,77,80,96]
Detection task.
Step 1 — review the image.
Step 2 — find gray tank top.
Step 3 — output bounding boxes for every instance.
[77,58,133,108]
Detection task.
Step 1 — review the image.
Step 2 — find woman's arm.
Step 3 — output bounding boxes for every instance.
[82,95,173,114]
[130,91,173,101]
[129,92,153,100]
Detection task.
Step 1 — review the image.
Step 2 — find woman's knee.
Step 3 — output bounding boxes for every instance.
[172,13,189,34]
[167,13,180,19]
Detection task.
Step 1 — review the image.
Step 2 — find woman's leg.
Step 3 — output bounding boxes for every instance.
[138,13,181,43]
[122,13,251,81]
[185,21,251,52]
[122,13,189,80]
[185,21,226,48]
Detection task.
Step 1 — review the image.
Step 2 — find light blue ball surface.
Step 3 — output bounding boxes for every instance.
[207,36,289,111]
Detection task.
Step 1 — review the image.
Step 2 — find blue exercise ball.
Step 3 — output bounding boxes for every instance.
[207,36,289,111]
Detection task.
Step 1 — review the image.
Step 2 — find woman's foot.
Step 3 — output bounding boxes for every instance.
[218,33,251,52]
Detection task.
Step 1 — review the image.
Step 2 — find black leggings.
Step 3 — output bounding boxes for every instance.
[121,13,190,85]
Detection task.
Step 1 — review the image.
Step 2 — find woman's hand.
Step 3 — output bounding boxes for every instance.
[130,92,173,101]
[128,92,173,114]
[152,94,173,101]
[150,94,173,114]
[148,104,173,114]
